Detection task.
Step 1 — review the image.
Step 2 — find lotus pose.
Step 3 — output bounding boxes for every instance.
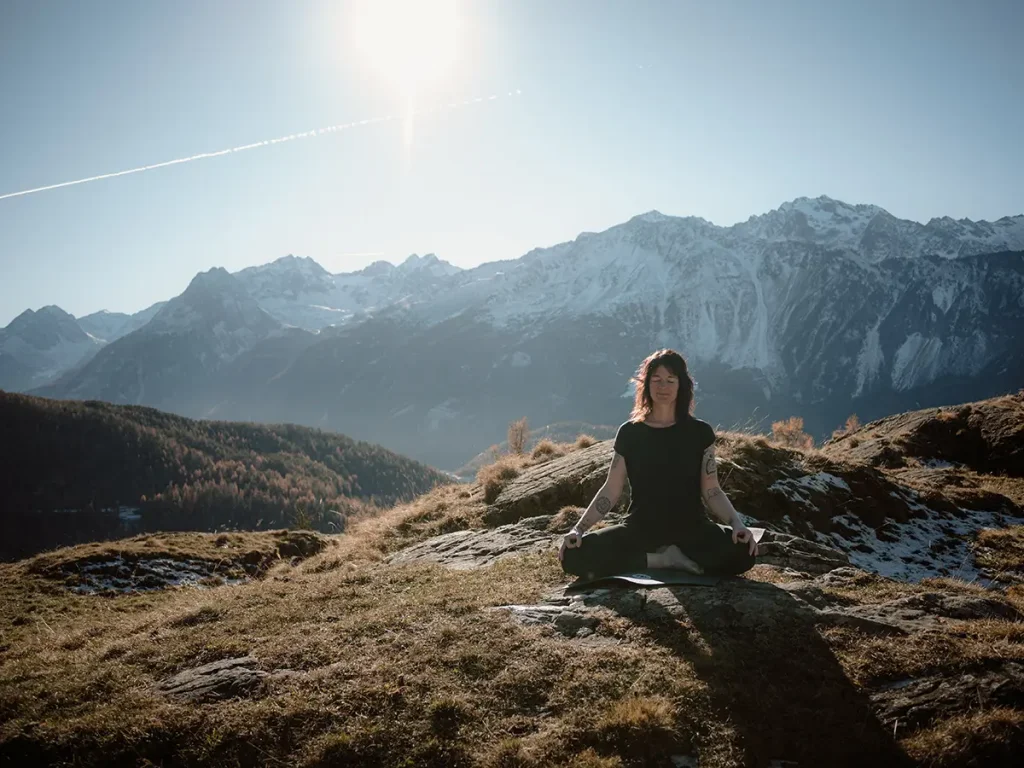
[559,349,758,580]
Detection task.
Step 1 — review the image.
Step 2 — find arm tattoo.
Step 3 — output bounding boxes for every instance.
[703,448,717,476]
[595,495,612,514]
[704,487,723,502]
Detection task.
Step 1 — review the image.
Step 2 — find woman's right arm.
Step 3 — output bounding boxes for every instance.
[571,452,627,534]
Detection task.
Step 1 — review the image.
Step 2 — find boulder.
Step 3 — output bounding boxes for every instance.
[157,656,270,703]
[484,441,622,526]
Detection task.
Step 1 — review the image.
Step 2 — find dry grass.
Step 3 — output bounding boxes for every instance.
[975,526,1024,583]
[902,708,1024,767]
[7,525,1021,766]
[0,543,716,767]
[575,434,597,449]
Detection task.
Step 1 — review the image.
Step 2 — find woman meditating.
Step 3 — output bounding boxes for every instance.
[559,348,758,580]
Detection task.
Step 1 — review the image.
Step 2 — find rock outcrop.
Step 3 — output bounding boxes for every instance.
[157,657,272,703]
[484,441,623,527]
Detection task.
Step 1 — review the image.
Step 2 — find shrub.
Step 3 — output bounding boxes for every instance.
[832,413,861,440]
[771,416,814,450]
[507,417,529,455]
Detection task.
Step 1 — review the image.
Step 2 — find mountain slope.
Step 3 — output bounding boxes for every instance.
[77,302,166,343]
[0,392,452,560]
[36,268,284,408]
[0,306,104,391]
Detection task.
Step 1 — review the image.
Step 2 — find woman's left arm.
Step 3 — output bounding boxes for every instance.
[699,445,758,555]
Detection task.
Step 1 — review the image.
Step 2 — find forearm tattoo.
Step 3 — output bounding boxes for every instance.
[704,487,723,502]
[595,495,612,514]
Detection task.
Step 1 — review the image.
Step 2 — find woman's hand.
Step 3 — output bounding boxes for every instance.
[731,522,759,556]
[558,528,582,561]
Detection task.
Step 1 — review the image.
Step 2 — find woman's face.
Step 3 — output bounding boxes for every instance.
[648,365,679,407]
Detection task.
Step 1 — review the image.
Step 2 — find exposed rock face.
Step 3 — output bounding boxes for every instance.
[387,512,851,576]
[870,662,1024,730]
[386,516,558,570]
[823,392,1024,476]
[755,530,852,575]
[157,657,271,703]
[484,441,623,527]
[476,429,1023,582]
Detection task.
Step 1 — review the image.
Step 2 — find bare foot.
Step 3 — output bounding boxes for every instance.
[660,545,704,574]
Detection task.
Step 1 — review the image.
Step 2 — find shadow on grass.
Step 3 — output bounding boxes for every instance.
[595,578,913,767]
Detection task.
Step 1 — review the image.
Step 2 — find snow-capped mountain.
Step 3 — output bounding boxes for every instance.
[0,306,104,391]
[77,302,166,343]
[735,196,1024,261]
[37,269,285,407]
[232,252,462,330]
[22,196,1024,468]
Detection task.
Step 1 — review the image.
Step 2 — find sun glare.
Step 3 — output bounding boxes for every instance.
[350,0,460,101]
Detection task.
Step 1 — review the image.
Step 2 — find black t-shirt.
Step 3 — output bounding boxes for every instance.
[613,416,716,532]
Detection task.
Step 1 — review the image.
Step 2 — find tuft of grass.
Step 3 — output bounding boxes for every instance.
[575,434,597,449]
[531,439,561,460]
[479,457,527,504]
[547,506,584,533]
[901,707,1024,767]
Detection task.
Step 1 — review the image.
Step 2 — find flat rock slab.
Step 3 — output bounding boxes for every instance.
[756,530,852,574]
[387,515,851,580]
[494,570,1024,642]
[386,516,556,569]
[871,661,1024,729]
[821,591,1024,634]
[157,656,270,703]
[494,577,825,640]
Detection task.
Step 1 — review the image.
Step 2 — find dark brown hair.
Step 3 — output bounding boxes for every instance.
[628,348,695,423]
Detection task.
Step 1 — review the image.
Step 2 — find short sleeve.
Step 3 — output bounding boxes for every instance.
[695,419,716,452]
[613,421,632,459]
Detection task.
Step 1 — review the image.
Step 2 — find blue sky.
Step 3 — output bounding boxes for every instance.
[1,0,1022,325]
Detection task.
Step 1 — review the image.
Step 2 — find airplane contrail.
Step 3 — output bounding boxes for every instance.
[0,90,521,202]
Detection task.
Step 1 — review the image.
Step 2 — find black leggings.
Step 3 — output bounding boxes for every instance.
[561,521,755,580]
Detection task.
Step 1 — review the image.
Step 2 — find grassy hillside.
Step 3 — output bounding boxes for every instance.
[1,395,1023,766]
[0,392,452,560]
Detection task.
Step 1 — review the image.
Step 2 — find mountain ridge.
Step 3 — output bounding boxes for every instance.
[8,195,1024,469]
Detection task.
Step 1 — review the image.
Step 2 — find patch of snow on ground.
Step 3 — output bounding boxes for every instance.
[922,459,959,469]
[769,472,851,505]
[768,474,1023,582]
[820,503,1023,583]
[68,557,248,594]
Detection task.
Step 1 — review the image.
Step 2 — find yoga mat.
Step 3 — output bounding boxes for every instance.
[564,526,767,592]
[565,570,721,592]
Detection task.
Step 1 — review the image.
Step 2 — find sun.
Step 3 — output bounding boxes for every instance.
[349,0,460,103]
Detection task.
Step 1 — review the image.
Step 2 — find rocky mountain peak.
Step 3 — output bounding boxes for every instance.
[150,268,280,340]
[4,304,90,345]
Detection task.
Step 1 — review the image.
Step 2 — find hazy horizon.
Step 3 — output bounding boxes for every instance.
[3,0,1023,325]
